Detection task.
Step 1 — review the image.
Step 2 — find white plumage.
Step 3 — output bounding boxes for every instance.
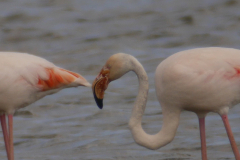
[92,47,240,160]
[155,47,240,114]
[0,52,91,160]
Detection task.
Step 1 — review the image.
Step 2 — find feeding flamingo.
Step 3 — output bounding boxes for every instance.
[0,52,91,160]
[92,47,240,160]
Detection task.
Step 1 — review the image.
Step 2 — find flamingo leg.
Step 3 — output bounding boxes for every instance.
[8,114,14,160]
[198,117,207,160]
[0,114,10,160]
[221,114,240,159]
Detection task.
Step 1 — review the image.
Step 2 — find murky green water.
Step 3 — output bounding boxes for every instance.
[0,0,239,159]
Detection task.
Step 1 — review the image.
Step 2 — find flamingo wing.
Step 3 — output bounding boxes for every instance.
[37,68,89,91]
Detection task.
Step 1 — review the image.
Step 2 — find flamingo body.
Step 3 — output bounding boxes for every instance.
[92,47,240,160]
[156,47,240,115]
[0,52,90,160]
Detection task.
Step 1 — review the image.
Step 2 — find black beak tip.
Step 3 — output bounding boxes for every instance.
[96,98,103,109]
[93,92,103,109]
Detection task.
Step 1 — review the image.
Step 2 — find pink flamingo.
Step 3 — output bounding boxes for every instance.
[0,52,91,160]
[92,47,240,160]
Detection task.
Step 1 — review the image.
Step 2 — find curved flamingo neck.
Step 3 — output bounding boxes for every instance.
[126,56,181,150]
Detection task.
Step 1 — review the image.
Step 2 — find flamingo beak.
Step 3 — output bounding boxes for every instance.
[92,67,110,109]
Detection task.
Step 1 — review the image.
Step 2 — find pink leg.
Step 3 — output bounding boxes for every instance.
[199,117,207,160]
[8,114,14,160]
[221,114,240,159]
[0,114,10,160]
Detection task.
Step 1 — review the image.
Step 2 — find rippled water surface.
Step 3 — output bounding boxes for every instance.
[0,0,240,159]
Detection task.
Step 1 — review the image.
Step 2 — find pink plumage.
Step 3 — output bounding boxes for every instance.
[92,47,240,160]
[0,52,91,160]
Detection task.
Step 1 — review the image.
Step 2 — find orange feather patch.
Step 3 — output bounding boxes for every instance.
[224,67,240,80]
[234,67,240,75]
[59,68,82,79]
[38,68,80,91]
[230,67,240,79]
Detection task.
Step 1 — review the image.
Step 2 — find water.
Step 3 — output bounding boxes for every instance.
[0,0,240,159]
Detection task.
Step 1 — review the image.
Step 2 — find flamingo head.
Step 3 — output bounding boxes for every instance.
[92,53,131,109]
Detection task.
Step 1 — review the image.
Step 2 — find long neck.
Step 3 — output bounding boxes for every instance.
[128,56,181,150]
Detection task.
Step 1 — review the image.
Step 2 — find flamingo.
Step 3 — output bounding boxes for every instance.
[0,52,91,160]
[92,47,240,160]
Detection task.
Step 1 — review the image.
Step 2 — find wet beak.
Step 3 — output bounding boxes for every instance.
[92,69,109,109]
